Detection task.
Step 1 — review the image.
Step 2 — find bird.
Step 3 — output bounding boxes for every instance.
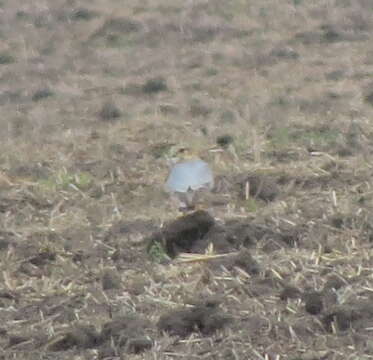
[164,147,214,211]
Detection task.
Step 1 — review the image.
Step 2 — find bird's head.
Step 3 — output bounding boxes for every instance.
[166,146,200,166]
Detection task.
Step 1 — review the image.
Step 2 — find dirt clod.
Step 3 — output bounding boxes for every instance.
[280,286,302,301]
[101,315,152,344]
[148,210,215,258]
[216,134,234,148]
[8,335,29,348]
[31,88,54,102]
[304,291,324,315]
[211,248,260,275]
[323,275,346,291]
[233,249,260,274]
[158,303,230,337]
[142,77,168,94]
[47,325,102,352]
[101,268,122,290]
[323,300,373,332]
[235,173,280,202]
[99,101,122,121]
[29,248,56,266]
[125,337,153,354]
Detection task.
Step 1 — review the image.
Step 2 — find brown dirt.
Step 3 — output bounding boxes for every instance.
[1,0,373,359]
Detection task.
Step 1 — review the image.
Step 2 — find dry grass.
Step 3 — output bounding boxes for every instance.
[1,0,373,358]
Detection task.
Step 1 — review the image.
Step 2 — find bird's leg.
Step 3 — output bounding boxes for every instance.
[184,187,196,209]
[170,191,195,212]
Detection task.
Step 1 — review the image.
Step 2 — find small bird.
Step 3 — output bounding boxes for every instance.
[165,148,214,211]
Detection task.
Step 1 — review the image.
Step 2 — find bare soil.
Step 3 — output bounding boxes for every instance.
[1,0,373,359]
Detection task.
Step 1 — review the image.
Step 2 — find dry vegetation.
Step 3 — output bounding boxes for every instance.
[1,0,373,359]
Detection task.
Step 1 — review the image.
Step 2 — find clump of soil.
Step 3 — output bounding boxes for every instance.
[98,101,122,121]
[148,211,304,262]
[235,173,280,202]
[46,325,102,352]
[148,210,215,258]
[158,299,230,337]
[323,300,373,332]
[47,315,153,355]
[101,268,122,290]
[279,285,302,301]
[304,291,324,315]
[209,248,260,275]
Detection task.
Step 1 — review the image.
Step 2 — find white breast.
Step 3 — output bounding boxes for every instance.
[165,159,214,193]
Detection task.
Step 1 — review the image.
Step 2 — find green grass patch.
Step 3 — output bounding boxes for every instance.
[298,128,339,146]
[38,170,93,192]
[244,197,258,212]
[147,241,170,264]
[268,126,340,150]
[268,127,292,148]
[106,33,138,48]
[0,52,15,65]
